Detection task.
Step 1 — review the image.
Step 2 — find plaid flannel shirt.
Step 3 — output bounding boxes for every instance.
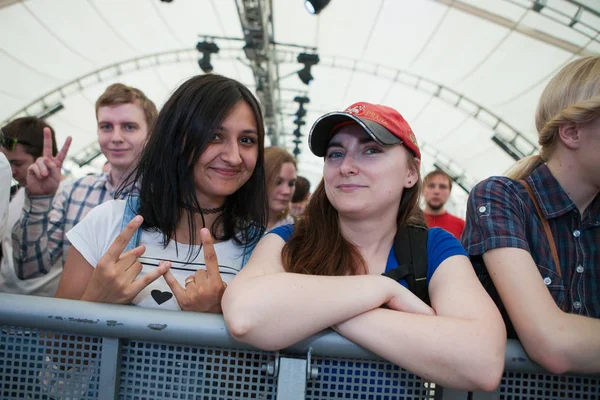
[12,174,132,279]
[462,164,600,318]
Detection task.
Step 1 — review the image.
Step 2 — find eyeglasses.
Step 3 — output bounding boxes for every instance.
[1,135,35,152]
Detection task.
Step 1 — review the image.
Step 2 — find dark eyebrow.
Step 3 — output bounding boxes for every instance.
[217,126,258,135]
[327,136,375,149]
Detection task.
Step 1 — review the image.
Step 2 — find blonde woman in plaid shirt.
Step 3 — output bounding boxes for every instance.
[462,56,600,374]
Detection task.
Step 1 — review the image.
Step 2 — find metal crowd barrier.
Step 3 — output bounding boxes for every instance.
[0,293,598,399]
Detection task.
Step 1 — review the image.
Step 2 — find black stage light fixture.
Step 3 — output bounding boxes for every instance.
[305,0,331,15]
[196,41,220,73]
[295,106,307,119]
[298,66,313,85]
[294,97,309,118]
[294,96,310,104]
[296,53,319,85]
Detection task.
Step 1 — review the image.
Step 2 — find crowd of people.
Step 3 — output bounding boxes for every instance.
[0,55,598,390]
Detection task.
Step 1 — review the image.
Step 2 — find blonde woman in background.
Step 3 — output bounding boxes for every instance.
[264,146,297,230]
[462,56,600,374]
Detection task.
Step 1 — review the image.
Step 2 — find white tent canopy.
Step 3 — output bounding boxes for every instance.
[1,0,599,215]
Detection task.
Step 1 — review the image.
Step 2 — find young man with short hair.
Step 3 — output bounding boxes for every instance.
[12,84,157,287]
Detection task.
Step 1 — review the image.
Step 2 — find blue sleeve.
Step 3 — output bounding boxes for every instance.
[427,227,468,283]
[268,224,294,242]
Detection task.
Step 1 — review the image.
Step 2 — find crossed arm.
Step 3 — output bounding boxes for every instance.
[222,234,506,391]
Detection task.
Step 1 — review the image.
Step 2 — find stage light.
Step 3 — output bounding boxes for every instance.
[296,53,319,85]
[196,41,219,73]
[305,0,331,15]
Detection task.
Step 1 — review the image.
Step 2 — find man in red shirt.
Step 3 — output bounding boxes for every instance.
[423,169,465,239]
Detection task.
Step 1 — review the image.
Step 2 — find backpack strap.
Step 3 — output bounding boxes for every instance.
[519,179,562,280]
[382,226,430,305]
[120,195,142,252]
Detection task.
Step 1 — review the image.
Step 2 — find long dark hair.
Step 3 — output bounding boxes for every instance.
[119,74,267,259]
[283,151,425,276]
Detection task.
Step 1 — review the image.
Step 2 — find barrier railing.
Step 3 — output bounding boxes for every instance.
[0,293,598,399]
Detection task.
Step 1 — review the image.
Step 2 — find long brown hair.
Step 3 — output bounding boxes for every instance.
[283,151,426,276]
[506,56,600,180]
[264,146,297,220]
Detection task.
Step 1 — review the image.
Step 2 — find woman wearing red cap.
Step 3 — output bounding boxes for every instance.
[222,102,505,391]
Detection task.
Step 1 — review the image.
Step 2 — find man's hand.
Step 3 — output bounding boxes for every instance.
[26,128,72,196]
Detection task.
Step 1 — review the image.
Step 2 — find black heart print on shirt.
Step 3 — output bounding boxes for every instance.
[151,290,173,305]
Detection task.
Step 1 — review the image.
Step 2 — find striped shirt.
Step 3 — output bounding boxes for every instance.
[462,164,600,336]
[12,174,132,279]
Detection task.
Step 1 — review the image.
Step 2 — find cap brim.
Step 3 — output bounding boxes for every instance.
[308,112,402,157]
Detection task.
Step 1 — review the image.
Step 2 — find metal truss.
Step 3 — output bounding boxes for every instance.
[6,47,532,183]
[432,0,599,56]
[235,0,282,145]
[1,47,247,125]
[276,51,539,162]
[422,143,477,194]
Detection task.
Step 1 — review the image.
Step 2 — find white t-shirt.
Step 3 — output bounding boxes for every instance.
[66,199,245,310]
[0,154,10,262]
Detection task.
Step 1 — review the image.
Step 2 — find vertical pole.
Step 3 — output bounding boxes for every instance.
[276,357,307,400]
[98,337,121,400]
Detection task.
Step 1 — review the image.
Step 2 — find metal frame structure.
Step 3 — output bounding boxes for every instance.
[276,50,538,173]
[4,47,501,189]
[3,46,540,186]
[1,47,246,125]
[433,0,599,56]
[235,0,282,145]
[1,293,598,399]
[4,0,598,178]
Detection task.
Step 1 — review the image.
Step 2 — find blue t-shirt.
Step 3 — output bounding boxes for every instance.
[270,225,467,286]
[270,225,468,396]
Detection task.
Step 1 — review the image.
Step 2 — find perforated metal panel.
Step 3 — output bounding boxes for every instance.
[499,371,600,399]
[119,340,277,399]
[0,325,102,400]
[306,356,435,400]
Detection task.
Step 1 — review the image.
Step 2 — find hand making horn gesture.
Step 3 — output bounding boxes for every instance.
[164,228,227,313]
[26,128,72,196]
[81,216,171,304]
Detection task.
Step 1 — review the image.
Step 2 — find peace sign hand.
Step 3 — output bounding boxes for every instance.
[26,128,72,196]
[81,216,171,304]
[164,228,227,313]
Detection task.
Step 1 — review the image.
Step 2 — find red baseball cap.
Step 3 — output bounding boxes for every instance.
[308,102,420,159]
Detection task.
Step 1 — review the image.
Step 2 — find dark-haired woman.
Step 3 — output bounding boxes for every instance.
[56,74,267,312]
[222,102,506,391]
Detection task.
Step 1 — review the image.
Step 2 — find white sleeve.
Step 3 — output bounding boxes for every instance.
[0,154,11,242]
[65,200,125,268]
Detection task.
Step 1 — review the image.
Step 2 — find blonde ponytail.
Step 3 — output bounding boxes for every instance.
[506,56,600,179]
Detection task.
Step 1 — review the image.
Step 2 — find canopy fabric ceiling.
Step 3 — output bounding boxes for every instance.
[1,0,599,215]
